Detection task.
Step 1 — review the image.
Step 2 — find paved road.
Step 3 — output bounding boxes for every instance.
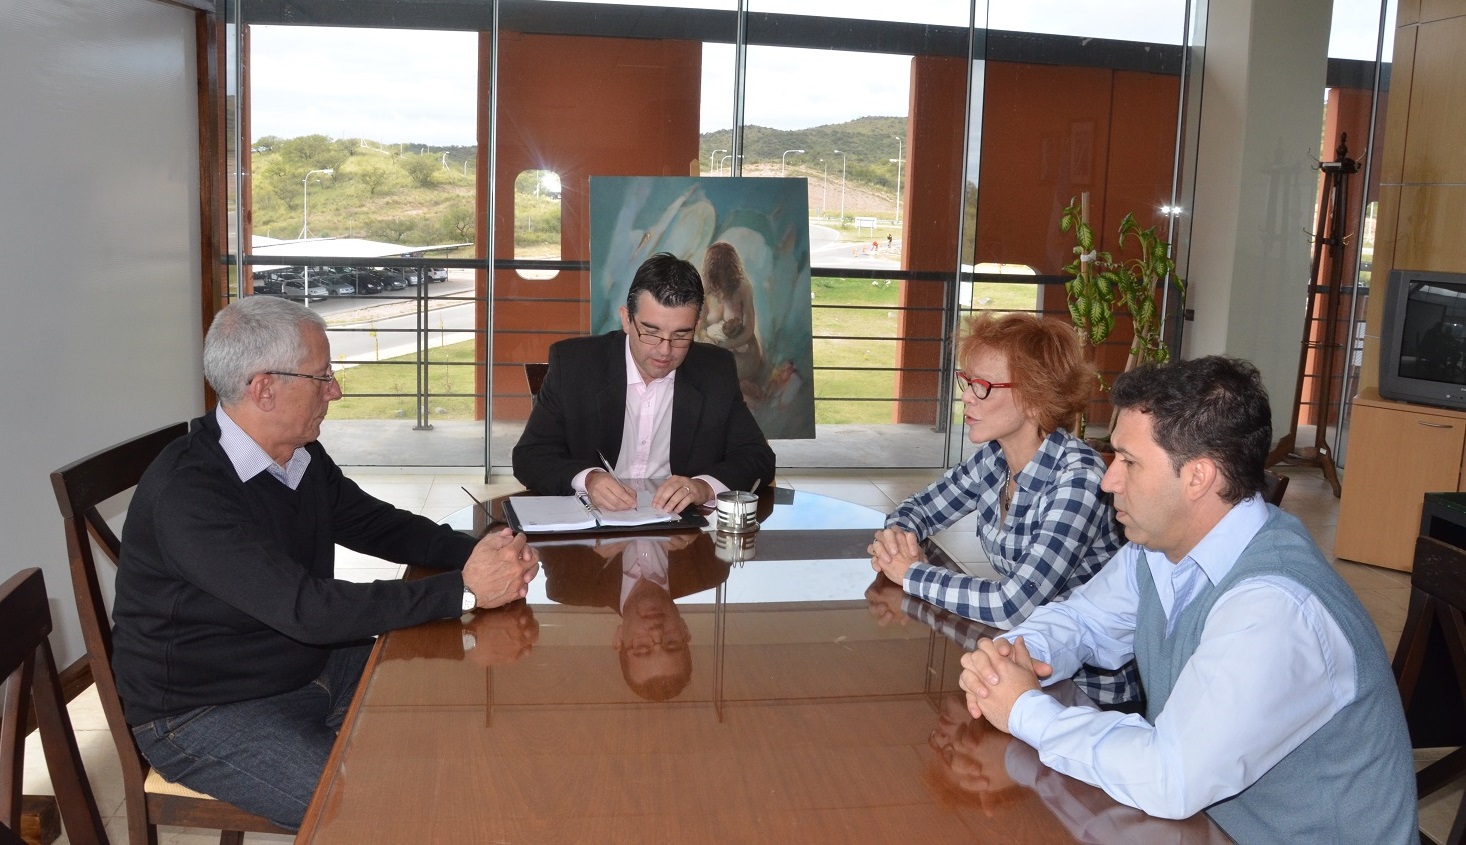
[810,222,900,270]
[309,272,478,367]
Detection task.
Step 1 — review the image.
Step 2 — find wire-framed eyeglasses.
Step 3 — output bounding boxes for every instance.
[955,371,1013,400]
[260,368,337,386]
[632,321,693,349]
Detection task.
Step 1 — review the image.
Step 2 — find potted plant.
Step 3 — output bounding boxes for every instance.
[1060,193,1187,439]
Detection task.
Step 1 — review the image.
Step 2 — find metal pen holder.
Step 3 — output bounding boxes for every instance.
[713,529,757,564]
[714,490,759,534]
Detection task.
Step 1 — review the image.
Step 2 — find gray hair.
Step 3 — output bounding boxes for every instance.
[204,296,327,405]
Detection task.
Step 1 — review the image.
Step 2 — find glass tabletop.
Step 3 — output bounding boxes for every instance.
[298,489,1226,843]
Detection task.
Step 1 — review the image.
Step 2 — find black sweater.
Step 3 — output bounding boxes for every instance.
[112,413,477,724]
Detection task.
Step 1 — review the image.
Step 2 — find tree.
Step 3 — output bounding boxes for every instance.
[440,202,475,243]
[276,134,350,174]
[357,161,392,197]
[371,217,419,243]
[255,158,300,207]
[399,153,440,188]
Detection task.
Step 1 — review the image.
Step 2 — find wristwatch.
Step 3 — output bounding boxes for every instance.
[461,586,477,613]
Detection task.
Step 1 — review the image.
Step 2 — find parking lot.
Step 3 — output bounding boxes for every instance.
[253,268,478,321]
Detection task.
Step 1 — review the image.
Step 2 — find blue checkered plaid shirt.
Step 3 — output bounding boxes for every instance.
[887,429,1139,705]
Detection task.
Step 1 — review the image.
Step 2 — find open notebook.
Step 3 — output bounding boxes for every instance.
[504,491,695,533]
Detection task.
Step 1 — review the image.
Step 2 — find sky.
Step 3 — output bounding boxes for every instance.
[246,0,1396,147]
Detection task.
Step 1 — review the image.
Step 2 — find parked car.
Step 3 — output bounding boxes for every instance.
[255,267,304,285]
[353,275,384,295]
[426,267,449,283]
[319,267,382,295]
[315,273,356,296]
[281,279,329,300]
[358,268,405,291]
[385,267,420,286]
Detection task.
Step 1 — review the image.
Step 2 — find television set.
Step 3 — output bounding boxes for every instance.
[1379,269,1466,411]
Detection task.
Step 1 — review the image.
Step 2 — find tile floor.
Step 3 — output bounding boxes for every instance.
[19,465,1462,843]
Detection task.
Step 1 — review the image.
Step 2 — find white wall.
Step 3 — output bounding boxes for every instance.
[0,0,205,667]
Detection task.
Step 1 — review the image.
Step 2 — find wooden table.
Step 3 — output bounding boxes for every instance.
[297,488,1228,843]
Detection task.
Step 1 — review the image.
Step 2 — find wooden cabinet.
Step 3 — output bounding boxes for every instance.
[1336,391,1466,571]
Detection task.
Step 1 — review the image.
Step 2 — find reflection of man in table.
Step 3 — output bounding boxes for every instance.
[512,252,775,514]
[960,356,1416,843]
[1002,740,1232,845]
[926,692,1023,807]
[543,534,729,700]
[462,601,540,667]
[112,297,540,831]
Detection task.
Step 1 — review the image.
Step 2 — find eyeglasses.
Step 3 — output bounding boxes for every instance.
[623,627,689,657]
[956,371,1013,400]
[260,368,337,387]
[632,321,693,349]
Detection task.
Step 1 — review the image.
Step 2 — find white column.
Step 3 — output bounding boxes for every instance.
[1181,0,1334,441]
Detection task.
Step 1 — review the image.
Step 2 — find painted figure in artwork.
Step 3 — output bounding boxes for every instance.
[698,241,764,391]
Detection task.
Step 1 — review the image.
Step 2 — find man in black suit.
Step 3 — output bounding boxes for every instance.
[513,252,776,511]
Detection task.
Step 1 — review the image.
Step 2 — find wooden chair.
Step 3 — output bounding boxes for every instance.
[1,568,106,845]
[1262,469,1290,507]
[525,362,549,403]
[50,423,290,845]
[1394,535,1466,845]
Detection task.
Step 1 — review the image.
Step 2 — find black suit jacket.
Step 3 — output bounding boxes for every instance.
[541,535,731,610]
[512,331,776,495]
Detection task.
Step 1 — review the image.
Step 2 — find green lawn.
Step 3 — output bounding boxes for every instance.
[332,341,480,419]
[810,276,1039,424]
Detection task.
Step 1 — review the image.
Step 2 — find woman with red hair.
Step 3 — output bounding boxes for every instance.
[868,312,1136,707]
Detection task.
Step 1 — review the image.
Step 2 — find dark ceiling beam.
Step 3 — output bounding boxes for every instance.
[227,0,1378,87]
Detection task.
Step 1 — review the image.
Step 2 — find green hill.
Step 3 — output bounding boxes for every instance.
[247,116,908,250]
[249,134,477,249]
[700,116,907,190]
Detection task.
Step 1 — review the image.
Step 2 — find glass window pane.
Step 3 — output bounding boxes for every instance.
[514,169,562,279]
[241,22,485,467]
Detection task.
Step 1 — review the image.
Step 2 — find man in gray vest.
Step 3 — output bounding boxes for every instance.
[958,356,1415,844]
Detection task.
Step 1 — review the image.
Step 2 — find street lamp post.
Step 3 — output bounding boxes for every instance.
[710,149,726,174]
[832,150,847,225]
[889,137,904,225]
[781,149,805,176]
[820,159,828,216]
[298,168,334,239]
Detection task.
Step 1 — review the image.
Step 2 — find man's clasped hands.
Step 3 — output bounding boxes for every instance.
[958,636,1053,733]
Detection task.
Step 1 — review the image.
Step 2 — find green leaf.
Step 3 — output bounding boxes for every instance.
[1136,297,1156,327]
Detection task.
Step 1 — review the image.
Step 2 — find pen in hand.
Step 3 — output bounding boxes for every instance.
[591,451,637,511]
[596,450,621,484]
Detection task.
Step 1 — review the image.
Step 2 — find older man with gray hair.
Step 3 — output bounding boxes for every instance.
[112,296,539,831]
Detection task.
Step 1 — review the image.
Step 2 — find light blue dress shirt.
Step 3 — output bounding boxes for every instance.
[216,405,311,489]
[1001,496,1358,819]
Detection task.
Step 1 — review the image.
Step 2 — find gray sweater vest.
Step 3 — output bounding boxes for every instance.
[1134,507,1415,844]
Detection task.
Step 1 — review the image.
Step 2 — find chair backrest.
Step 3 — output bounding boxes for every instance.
[0,568,105,845]
[1262,469,1290,507]
[525,362,550,400]
[48,423,187,823]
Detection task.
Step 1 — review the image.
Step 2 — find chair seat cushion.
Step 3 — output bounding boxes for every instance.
[144,767,219,801]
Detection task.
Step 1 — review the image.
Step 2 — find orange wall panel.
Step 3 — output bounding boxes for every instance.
[894,55,968,425]
[480,32,703,419]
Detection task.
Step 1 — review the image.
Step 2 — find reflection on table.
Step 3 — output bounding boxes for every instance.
[299,488,1225,843]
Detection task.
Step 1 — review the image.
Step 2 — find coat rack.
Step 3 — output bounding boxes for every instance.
[1267,133,1359,497]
